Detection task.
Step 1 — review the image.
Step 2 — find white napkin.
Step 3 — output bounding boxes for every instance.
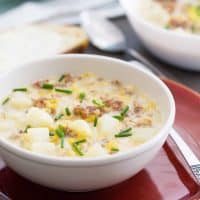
[0,0,124,29]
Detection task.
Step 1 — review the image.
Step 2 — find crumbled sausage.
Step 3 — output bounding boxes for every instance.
[73,105,103,119]
[32,80,49,88]
[168,16,188,28]
[33,98,47,108]
[33,98,56,114]
[63,74,74,83]
[135,118,152,127]
[103,99,123,111]
[133,103,143,113]
[111,80,122,87]
[156,0,176,13]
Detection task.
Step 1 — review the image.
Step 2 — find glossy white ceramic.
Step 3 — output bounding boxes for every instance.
[120,0,200,71]
[0,55,175,191]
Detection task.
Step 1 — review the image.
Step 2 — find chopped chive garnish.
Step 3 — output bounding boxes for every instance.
[49,131,55,136]
[79,92,86,103]
[2,97,10,105]
[56,127,65,148]
[120,105,129,116]
[165,24,170,29]
[75,139,86,145]
[72,143,84,156]
[93,117,98,127]
[113,105,129,121]
[13,88,27,92]
[55,88,72,94]
[55,127,65,138]
[61,137,65,148]
[111,148,119,152]
[115,128,132,138]
[58,74,65,82]
[24,125,31,133]
[54,113,64,121]
[113,115,124,121]
[42,83,54,89]
[92,99,105,108]
[65,107,71,116]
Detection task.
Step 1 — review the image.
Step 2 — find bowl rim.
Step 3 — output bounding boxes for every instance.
[0,54,175,167]
[119,0,200,42]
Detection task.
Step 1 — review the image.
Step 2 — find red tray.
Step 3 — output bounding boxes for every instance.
[0,79,200,200]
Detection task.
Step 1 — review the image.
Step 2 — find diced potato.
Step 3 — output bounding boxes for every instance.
[21,128,50,150]
[26,107,54,127]
[86,143,107,157]
[0,120,15,131]
[31,142,56,155]
[67,120,92,138]
[6,110,26,127]
[97,114,120,138]
[0,120,16,138]
[27,128,49,142]
[9,92,32,109]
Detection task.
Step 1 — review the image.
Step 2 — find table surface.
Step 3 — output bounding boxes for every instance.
[86,16,200,93]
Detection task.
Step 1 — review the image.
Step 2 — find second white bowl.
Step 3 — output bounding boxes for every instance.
[120,0,200,71]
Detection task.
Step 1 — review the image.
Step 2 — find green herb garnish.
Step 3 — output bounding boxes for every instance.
[93,117,98,127]
[54,113,64,121]
[55,126,65,148]
[42,83,54,90]
[191,25,196,33]
[75,139,86,145]
[24,125,31,133]
[113,105,129,121]
[92,99,105,108]
[115,128,132,138]
[55,128,65,138]
[79,92,86,103]
[61,137,65,148]
[111,147,119,152]
[113,115,124,121]
[65,107,71,116]
[55,88,72,94]
[165,24,170,29]
[49,131,55,136]
[196,6,200,16]
[120,105,129,116]
[72,142,84,156]
[58,74,65,82]
[2,97,10,105]
[13,88,27,92]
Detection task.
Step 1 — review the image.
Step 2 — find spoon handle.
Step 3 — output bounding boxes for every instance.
[0,192,11,200]
[170,128,200,184]
[126,48,165,78]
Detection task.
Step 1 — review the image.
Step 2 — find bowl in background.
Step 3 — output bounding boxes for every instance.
[0,54,175,191]
[120,0,200,71]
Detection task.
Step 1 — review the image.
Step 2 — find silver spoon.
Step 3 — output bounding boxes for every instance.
[80,11,164,77]
[81,11,200,184]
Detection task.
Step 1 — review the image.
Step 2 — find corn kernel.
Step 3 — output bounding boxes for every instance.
[105,140,118,151]
[68,138,75,144]
[188,6,200,23]
[86,115,95,123]
[50,134,59,143]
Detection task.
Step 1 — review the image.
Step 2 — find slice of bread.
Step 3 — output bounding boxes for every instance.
[0,24,88,71]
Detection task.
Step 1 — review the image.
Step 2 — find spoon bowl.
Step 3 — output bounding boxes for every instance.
[81,11,126,52]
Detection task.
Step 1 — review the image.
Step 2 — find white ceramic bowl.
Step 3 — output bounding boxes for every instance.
[0,55,175,191]
[120,0,200,71]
